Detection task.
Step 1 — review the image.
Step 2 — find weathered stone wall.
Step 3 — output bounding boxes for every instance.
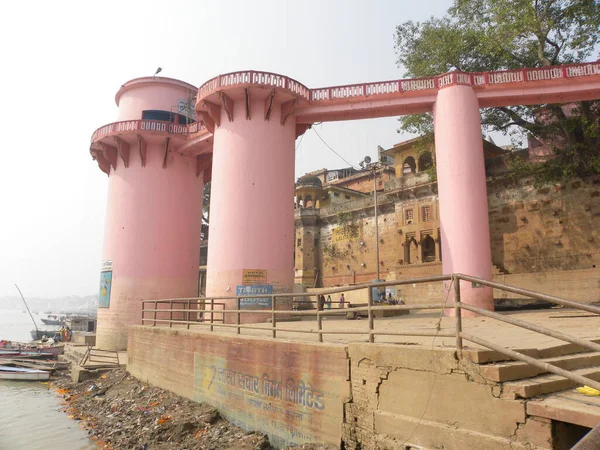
[127,326,351,449]
[127,327,563,449]
[304,175,600,304]
[488,175,600,274]
[343,344,552,450]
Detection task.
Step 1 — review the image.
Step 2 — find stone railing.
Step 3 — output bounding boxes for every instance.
[384,172,432,192]
[197,61,600,105]
[198,70,311,101]
[91,120,203,142]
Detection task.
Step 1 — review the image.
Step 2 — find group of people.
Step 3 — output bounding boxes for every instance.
[54,325,72,342]
[317,293,345,311]
[377,292,404,305]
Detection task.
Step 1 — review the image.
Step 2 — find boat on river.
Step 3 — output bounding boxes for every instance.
[40,314,65,326]
[0,366,50,381]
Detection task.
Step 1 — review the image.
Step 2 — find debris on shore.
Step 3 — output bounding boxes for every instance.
[52,368,337,450]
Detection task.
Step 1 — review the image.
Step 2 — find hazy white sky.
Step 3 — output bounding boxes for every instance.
[0,0,456,297]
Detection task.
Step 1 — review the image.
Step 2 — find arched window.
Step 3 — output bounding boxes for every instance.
[418,152,433,172]
[421,235,435,262]
[404,236,418,264]
[402,156,416,175]
[305,195,313,208]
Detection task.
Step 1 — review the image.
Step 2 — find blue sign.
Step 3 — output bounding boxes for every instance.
[99,270,112,308]
[236,285,273,309]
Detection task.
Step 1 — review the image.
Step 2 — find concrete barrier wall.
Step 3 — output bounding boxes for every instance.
[127,326,350,448]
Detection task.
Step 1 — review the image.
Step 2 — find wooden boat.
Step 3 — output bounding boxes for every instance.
[40,314,65,325]
[0,365,50,381]
[2,359,69,374]
[30,329,61,341]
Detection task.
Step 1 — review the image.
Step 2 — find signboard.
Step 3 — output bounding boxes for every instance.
[178,99,196,119]
[333,226,359,243]
[236,285,273,309]
[242,269,268,285]
[99,268,112,308]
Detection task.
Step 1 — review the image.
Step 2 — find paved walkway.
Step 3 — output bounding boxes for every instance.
[159,308,600,352]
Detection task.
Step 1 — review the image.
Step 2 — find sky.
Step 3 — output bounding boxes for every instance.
[0,0,458,298]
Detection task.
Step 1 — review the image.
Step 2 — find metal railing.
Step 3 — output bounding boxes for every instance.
[141,273,600,391]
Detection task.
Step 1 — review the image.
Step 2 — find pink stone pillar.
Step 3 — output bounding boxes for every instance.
[97,153,203,349]
[433,85,494,314]
[206,97,295,323]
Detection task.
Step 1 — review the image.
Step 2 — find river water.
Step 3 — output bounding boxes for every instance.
[0,309,93,449]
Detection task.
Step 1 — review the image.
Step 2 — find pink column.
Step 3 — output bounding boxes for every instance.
[433,85,494,314]
[206,97,295,323]
[97,151,203,349]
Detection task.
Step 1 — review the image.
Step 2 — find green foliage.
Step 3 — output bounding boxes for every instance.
[394,0,600,182]
[322,243,350,260]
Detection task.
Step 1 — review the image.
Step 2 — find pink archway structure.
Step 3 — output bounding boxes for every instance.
[91,62,600,348]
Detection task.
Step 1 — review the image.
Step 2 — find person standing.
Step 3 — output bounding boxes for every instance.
[339,293,345,309]
[326,295,332,310]
[318,294,325,311]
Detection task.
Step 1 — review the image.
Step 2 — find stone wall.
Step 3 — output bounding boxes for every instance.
[303,175,600,304]
[127,327,557,449]
[488,175,600,274]
[127,326,351,449]
[343,344,552,450]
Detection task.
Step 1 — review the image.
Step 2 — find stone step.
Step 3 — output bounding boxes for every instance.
[481,352,600,382]
[503,366,600,399]
[527,390,600,429]
[465,339,600,364]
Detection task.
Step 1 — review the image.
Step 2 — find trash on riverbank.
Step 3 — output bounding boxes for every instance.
[51,368,337,450]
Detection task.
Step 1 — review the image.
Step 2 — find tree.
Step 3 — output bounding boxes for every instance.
[394,0,600,182]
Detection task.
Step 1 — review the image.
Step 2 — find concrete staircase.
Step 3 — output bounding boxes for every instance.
[472,344,600,431]
[59,344,90,366]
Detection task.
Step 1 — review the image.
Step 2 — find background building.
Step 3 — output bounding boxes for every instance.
[293,136,600,304]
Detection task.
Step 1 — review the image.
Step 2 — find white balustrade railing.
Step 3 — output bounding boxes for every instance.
[194,61,600,107]
[473,74,486,86]
[526,67,563,81]
[331,85,364,99]
[287,79,310,100]
[566,63,600,77]
[253,71,285,88]
[401,78,436,91]
[438,74,453,89]
[488,70,524,84]
[365,81,399,96]
[456,72,472,85]
[311,88,329,101]
[92,120,196,142]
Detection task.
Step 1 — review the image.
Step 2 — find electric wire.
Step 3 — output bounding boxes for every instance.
[311,126,360,169]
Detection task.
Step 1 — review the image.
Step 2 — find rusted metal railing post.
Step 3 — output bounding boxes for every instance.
[169,300,173,328]
[186,299,190,329]
[454,275,463,356]
[141,302,145,325]
[317,306,323,343]
[153,301,157,326]
[368,286,374,343]
[271,295,277,339]
[209,299,214,332]
[236,297,241,334]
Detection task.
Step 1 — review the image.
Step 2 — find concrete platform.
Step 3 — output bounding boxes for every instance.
[159,308,600,353]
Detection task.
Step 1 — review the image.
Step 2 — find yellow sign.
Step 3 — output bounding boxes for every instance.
[333,226,359,243]
[242,269,268,285]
